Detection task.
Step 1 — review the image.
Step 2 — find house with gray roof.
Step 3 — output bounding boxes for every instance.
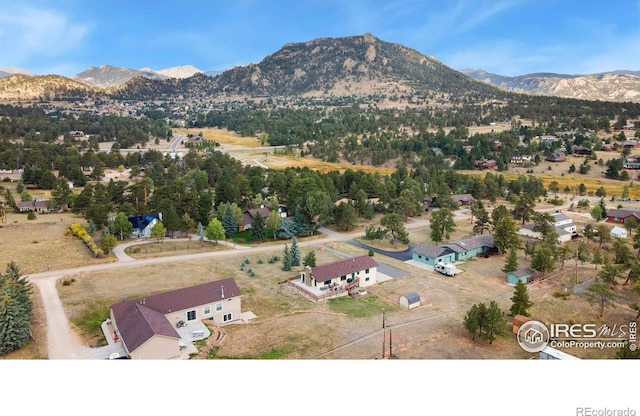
[110,278,243,359]
[412,235,495,267]
[518,211,577,243]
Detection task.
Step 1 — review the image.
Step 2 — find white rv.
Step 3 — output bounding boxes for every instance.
[434,262,457,276]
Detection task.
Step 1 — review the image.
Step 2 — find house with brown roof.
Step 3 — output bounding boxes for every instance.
[474,159,497,170]
[300,255,378,289]
[607,208,640,224]
[110,278,244,359]
[452,194,475,206]
[17,199,49,213]
[240,207,272,231]
[284,255,378,302]
[546,152,566,162]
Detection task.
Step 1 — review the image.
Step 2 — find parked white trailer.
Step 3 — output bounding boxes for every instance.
[434,262,457,276]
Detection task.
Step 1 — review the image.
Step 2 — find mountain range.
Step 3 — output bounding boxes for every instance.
[1,33,640,103]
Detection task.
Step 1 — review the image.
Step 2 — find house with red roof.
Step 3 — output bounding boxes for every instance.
[110,278,243,359]
[285,255,378,301]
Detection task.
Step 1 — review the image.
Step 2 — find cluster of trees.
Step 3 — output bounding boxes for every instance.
[0,262,32,356]
[463,301,507,344]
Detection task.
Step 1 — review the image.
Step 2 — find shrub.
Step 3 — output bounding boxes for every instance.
[27,212,37,220]
[68,222,104,257]
[368,249,374,257]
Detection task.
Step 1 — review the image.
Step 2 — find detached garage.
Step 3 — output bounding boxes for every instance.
[399,292,421,310]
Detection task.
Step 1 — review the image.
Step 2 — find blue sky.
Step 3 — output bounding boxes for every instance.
[2,0,640,77]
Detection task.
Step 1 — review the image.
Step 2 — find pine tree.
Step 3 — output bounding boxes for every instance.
[463,304,480,341]
[303,250,317,267]
[282,244,292,271]
[0,262,33,356]
[502,246,519,273]
[482,301,506,344]
[251,212,266,241]
[222,202,238,238]
[292,205,312,236]
[290,237,300,266]
[510,280,533,317]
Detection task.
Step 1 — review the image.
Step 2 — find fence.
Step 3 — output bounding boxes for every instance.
[282,276,360,302]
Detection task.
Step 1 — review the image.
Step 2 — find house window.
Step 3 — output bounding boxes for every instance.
[203,306,211,315]
[223,313,232,322]
[365,277,370,282]
[324,280,331,286]
[340,275,347,281]
[215,303,222,312]
[365,269,369,274]
[187,310,196,321]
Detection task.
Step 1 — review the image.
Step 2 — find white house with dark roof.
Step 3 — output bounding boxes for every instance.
[110,278,244,359]
[518,211,577,243]
[285,255,378,302]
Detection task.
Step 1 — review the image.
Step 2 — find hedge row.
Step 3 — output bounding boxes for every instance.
[66,223,105,258]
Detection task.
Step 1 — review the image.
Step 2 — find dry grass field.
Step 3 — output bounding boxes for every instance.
[0,211,115,274]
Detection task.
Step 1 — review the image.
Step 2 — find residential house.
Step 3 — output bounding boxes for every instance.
[452,194,475,206]
[572,146,593,156]
[17,199,49,213]
[507,267,536,285]
[624,140,640,149]
[241,205,288,231]
[240,206,272,231]
[518,211,577,243]
[128,212,163,237]
[546,152,566,162]
[412,235,495,267]
[537,135,557,144]
[623,157,640,169]
[610,226,628,239]
[474,159,497,170]
[110,278,243,359]
[510,155,532,165]
[299,255,378,290]
[607,208,640,224]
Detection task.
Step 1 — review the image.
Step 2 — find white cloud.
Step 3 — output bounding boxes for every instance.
[0,5,89,71]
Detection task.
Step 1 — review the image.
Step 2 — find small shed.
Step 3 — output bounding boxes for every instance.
[610,226,628,239]
[512,314,531,335]
[507,267,535,285]
[399,292,420,310]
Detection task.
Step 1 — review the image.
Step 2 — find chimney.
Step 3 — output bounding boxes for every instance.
[304,265,312,287]
[220,285,224,299]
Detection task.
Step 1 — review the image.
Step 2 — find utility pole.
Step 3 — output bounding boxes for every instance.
[381,308,386,359]
[389,329,393,358]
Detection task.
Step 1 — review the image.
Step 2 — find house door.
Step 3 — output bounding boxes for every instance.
[187,310,196,321]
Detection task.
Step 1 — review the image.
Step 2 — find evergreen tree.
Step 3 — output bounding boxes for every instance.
[0,262,33,356]
[510,280,533,317]
[502,246,519,273]
[292,205,312,236]
[430,207,456,244]
[282,244,292,271]
[251,212,266,241]
[303,250,317,267]
[482,301,506,344]
[290,237,301,266]
[222,202,238,238]
[531,244,555,277]
[463,304,480,341]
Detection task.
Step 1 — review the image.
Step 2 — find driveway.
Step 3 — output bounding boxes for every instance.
[346,239,416,261]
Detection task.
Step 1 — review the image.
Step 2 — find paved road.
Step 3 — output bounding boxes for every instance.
[346,239,416,261]
[168,133,185,151]
[28,216,433,359]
